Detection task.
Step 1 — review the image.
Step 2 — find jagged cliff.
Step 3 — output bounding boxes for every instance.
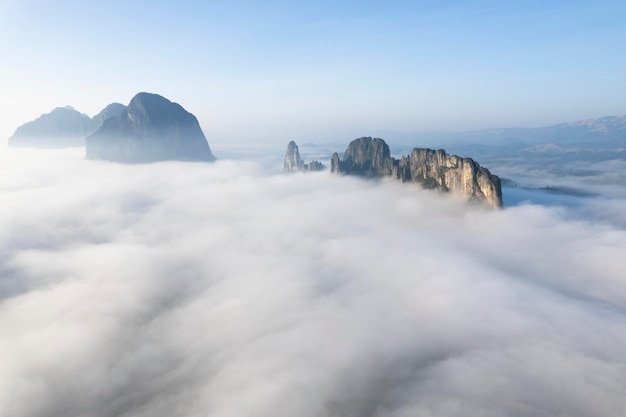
[86,92,215,163]
[284,141,325,172]
[331,137,502,208]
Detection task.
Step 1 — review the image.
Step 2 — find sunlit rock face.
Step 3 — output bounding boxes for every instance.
[8,106,94,148]
[331,137,503,208]
[394,148,503,209]
[86,92,216,163]
[283,141,325,172]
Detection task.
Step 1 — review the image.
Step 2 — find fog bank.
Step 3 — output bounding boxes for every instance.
[1,149,625,417]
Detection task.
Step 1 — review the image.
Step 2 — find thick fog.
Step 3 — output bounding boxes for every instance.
[1,148,626,417]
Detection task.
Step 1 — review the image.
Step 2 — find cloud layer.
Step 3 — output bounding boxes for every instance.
[1,149,625,417]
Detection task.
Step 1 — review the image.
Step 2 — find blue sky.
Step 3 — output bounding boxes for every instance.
[1,0,625,144]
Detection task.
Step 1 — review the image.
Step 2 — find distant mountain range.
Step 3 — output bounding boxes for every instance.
[396,115,626,150]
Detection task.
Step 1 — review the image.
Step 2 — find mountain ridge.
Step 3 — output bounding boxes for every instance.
[8,103,126,148]
[331,137,503,209]
[387,114,626,149]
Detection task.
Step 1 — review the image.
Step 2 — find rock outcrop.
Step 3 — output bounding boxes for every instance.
[284,141,304,172]
[86,92,216,163]
[8,106,94,148]
[304,160,325,171]
[283,141,325,172]
[331,137,502,208]
[331,137,395,176]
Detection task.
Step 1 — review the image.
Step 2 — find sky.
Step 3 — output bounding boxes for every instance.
[1,148,626,416]
[1,0,625,144]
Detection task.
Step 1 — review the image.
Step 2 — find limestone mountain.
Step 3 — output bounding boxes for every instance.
[91,103,127,131]
[330,137,394,176]
[283,141,325,172]
[331,137,502,208]
[86,92,216,163]
[8,103,127,148]
[8,106,94,148]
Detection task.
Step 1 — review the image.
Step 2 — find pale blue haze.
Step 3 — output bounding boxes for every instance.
[1,0,625,144]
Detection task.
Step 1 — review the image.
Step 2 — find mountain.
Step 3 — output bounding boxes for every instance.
[8,103,128,148]
[86,92,216,163]
[503,115,626,145]
[396,115,626,149]
[8,106,94,148]
[331,137,502,208]
[284,141,325,172]
[91,103,126,131]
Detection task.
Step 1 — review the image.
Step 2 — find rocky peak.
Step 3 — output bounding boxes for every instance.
[332,137,503,208]
[284,141,305,172]
[395,148,502,208]
[344,137,391,174]
[283,141,325,172]
[333,137,395,176]
[86,92,216,163]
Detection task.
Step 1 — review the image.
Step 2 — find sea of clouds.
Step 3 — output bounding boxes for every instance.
[1,148,625,417]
